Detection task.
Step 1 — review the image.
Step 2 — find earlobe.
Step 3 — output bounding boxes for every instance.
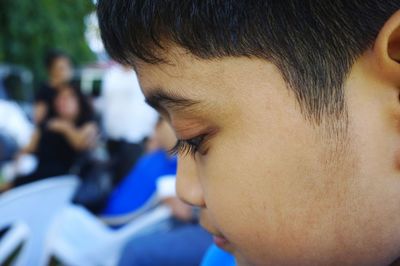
[373,10,400,84]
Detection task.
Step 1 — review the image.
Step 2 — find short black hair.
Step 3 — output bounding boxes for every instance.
[97,0,399,124]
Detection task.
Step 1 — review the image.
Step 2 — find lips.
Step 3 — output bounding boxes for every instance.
[199,211,234,252]
[213,234,230,249]
[201,223,233,251]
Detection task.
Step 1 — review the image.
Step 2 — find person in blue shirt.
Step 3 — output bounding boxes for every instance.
[103,117,178,215]
[102,148,177,215]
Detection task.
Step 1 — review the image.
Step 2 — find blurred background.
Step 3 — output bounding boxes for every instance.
[0,1,223,265]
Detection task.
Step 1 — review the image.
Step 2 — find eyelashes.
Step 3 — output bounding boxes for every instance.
[168,140,197,157]
[168,135,206,157]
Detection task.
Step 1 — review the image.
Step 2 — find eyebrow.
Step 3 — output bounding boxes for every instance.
[145,88,200,112]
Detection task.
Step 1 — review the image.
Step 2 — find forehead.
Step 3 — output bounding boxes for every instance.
[53,56,71,66]
[134,46,282,103]
[135,49,222,96]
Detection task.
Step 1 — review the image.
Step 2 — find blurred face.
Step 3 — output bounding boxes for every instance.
[154,119,177,151]
[54,87,80,120]
[49,57,73,84]
[135,42,400,266]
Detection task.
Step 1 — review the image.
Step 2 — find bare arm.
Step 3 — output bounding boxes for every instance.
[19,129,40,155]
[48,120,98,151]
[33,102,47,124]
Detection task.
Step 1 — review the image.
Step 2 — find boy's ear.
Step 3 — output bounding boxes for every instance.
[374,10,400,85]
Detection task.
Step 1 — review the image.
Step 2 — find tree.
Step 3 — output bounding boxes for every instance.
[0,0,95,86]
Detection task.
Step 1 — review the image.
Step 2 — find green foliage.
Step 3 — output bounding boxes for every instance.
[0,0,95,85]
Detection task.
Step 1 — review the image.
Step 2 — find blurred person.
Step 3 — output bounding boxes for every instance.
[0,83,97,191]
[0,78,7,99]
[143,135,161,154]
[34,50,73,124]
[98,1,400,266]
[102,117,177,216]
[0,99,33,162]
[119,215,212,266]
[101,63,157,185]
[0,73,35,181]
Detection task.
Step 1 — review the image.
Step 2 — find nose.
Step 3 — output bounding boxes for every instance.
[176,155,206,208]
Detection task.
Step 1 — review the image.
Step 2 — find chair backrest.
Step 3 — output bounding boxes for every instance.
[49,204,172,266]
[0,176,79,266]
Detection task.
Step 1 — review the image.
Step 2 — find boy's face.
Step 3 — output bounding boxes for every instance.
[135,47,400,265]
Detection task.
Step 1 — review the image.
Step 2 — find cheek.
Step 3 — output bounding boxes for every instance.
[67,97,79,112]
[71,101,79,114]
[199,130,314,255]
[54,98,64,112]
[197,117,368,264]
[200,122,400,265]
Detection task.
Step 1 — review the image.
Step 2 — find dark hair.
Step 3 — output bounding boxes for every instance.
[47,82,95,126]
[44,49,71,71]
[97,0,399,125]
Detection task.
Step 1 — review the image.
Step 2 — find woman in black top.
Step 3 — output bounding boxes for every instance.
[34,50,73,124]
[1,83,98,190]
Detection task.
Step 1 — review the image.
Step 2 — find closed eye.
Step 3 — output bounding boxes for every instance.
[168,135,206,157]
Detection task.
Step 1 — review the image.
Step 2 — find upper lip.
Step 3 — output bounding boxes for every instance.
[199,218,226,239]
[199,216,235,253]
[198,210,231,245]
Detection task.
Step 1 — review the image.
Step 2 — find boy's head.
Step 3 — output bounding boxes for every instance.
[98,1,400,265]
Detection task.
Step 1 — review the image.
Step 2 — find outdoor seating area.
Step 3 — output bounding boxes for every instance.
[2,1,400,266]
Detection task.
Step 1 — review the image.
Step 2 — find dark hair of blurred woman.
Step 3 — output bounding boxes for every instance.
[46,82,95,126]
[34,49,73,124]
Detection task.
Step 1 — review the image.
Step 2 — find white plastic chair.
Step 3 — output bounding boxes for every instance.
[0,176,79,266]
[48,204,172,266]
[0,222,29,264]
